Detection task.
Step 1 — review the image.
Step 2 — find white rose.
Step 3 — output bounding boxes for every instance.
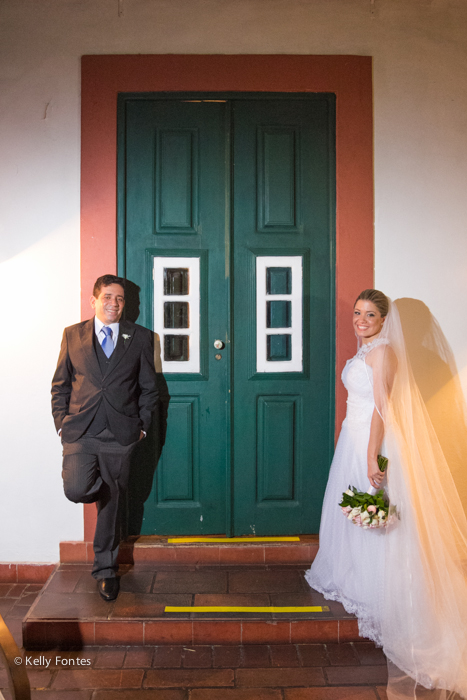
[348,507,361,519]
[344,489,355,497]
[378,510,386,518]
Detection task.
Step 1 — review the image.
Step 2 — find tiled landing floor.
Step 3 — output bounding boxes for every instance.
[30,563,357,619]
[0,581,43,647]
[23,564,360,648]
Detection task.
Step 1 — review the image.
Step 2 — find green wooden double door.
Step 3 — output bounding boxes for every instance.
[119,94,335,536]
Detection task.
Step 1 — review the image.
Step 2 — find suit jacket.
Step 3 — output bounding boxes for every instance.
[51,318,159,446]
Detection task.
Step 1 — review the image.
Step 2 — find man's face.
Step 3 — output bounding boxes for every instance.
[90,284,125,324]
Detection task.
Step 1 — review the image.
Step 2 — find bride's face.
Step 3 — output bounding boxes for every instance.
[353,299,385,343]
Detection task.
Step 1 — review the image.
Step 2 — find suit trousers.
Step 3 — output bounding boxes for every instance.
[61,428,138,579]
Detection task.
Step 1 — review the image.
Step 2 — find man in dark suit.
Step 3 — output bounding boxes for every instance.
[52,274,159,601]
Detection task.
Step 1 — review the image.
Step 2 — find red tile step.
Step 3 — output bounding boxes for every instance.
[0,643,388,697]
[0,563,56,583]
[23,563,359,650]
[60,535,319,567]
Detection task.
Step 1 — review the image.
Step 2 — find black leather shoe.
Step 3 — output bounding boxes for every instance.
[97,577,120,601]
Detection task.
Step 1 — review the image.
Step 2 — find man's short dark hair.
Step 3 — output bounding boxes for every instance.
[93,275,126,298]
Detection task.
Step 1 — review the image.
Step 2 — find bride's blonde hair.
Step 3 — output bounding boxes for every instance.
[355,289,389,318]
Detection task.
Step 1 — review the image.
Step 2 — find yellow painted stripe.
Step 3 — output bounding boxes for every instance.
[165,606,329,613]
[167,536,300,543]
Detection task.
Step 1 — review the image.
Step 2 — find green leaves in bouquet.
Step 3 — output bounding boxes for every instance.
[339,486,388,510]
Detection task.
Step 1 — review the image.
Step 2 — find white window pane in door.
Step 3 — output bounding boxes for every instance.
[256,256,303,373]
[153,256,200,373]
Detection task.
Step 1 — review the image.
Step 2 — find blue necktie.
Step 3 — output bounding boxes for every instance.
[101,326,114,358]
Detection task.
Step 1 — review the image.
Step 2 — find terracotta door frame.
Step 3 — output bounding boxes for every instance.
[80,54,373,541]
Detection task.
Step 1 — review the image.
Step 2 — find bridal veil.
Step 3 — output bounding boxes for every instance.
[367,300,467,699]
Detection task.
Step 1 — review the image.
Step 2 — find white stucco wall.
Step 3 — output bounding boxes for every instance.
[1,0,466,562]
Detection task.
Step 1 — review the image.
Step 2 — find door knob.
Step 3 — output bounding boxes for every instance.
[213,340,225,350]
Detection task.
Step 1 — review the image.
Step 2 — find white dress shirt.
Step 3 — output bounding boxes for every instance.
[94,317,119,347]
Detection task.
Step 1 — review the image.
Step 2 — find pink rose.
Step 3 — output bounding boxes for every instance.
[367,505,377,514]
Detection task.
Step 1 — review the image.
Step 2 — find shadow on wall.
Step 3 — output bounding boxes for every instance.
[123,280,171,536]
[395,298,467,514]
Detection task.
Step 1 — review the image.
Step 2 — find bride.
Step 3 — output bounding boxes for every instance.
[305,289,467,700]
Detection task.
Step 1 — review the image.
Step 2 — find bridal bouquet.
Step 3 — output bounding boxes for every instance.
[338,455,397,529]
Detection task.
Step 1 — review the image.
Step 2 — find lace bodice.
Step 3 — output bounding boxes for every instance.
[341,337,389,426]
[355,336,390,360]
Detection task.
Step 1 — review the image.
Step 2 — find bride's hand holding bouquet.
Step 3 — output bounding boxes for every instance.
[339,456,396,530]
[368,454,386,489]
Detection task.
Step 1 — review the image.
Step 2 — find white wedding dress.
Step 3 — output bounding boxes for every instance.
[306,305,467,699]
[305,338,387,645]
[305,326,467,698]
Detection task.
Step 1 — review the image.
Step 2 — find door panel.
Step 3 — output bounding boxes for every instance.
[119,94,335,535]
[258,126,300,231]
[232,99,335,534]
[158,397,199,501]
[122,100,229,534]
[256,396,299,501]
